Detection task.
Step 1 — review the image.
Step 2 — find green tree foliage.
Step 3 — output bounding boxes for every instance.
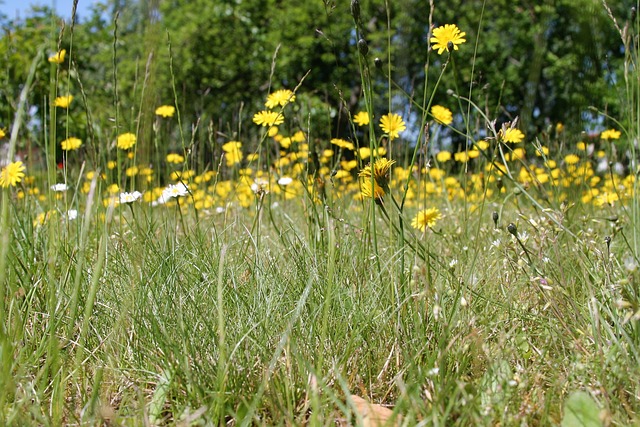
[0,0,631,148]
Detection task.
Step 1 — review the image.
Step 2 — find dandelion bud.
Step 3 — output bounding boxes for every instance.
[507,223,517,236]
[374,57,383,69]
[351,0,361,23]
[632,7,637,22]
[447,41,454,52]
[496,178,503,191]
[605,235,611,250]
[357,39,369,56]
[492,211,499,228]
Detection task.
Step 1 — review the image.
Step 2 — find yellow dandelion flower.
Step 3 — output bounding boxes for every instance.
[331,138,355,151]
[359,157,394,182]
[454,151,469,162]
[576,141,586,151]
[358,147,371,159]
[601,129,621,140]
[0,128,5,139]
[265,89,296,109]
[411,207,442,232]
[341,160,358,171]
[126,166,139,177]
[500,127,525,144]
[564,154,580,165]
[166,153,185,164]
[0,161,26,188]
[353,111,370,126]
[222,141,243,166]
[476,140,490,150]
[61,137,82,151]
[430,24,466,55]
[117,133,137,150]
[536,146,549,156]
[268,126,279,137]
[155,105,176,118]
[292,130,306,143]
[360,179,385,200]
[431,105,453,125]
[107,160,117,170]
[279,137,292,149]
[48,49,66,64]
[379,113,406,140]
[253,111,285,127]
[54,95,73,108]
[436,150,452,162]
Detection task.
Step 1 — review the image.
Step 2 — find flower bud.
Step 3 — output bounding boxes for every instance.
[357,38,369,56]
[351,0,361,23]
[492,211,499,228]
[507,223,517,236]
[374,57,383,68]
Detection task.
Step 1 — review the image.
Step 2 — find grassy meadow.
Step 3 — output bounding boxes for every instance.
[0,1,640,426]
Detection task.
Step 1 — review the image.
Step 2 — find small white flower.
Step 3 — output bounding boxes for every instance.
[51,183,68,192]
[449,259,458,268]
[251,178,269,194]
[66,209,78,220]
[427,367,439,376]
[119,191,143,204]
[277,176,293,186]
[215,206,226,214]
[161,183,189,201]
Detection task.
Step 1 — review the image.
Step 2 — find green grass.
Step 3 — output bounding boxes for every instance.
[1,195,639,425]
[1,1,640,425]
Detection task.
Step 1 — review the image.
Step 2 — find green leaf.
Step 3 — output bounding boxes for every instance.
[561,391,602,427]
[148,369,173,425]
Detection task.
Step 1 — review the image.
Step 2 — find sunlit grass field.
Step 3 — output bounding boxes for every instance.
[1,3,640,426]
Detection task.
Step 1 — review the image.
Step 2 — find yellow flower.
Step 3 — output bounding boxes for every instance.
[411,207,442,231]
[436,150,451,163]
[107,160,117,170]
[0,161,26,188]
[222,141,243,166]
[353,111,370,126]
[155,105,176,118]
[253,111,285,127]
[379,113,406,140]
[431,105,453,125]
[359,157,395,191]
[265,89,296,109]
[48,49,66,64]
[61,137,82,151]
[476,140,490,150]
[54,95,73,108]
[600,129,621,140]
[564,154,580,165]
[331,138,355,151]
[500,127,525,144]
[0,128,6,139]
[117,132,137,150]
[430,24,466,55]
[292,130,306,143]
[268,126,279,137]
[576,141,586,151]
[360,179,385,200]
[358,147,371,159]
[126,166,139,177]
[166,153,185,164]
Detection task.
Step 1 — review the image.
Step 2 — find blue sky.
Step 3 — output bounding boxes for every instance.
[2,0,96,20]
